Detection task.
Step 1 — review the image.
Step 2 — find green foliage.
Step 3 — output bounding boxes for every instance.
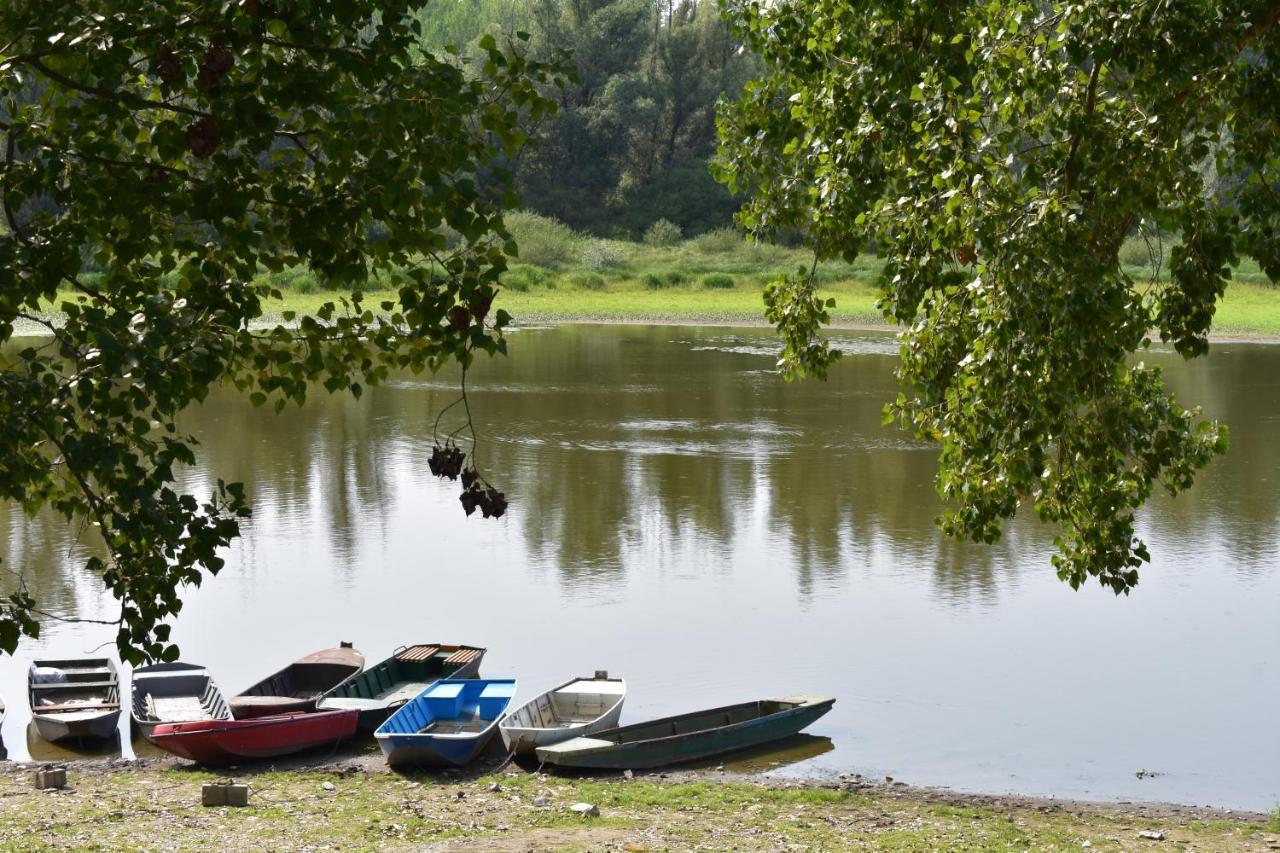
[414,0,531,51]
[505,0,758,236]
[505,211,582,269]
[762,270,841,381]
[503,263,552,292]
[580,239,623,271]
[643,272,668,289]
[644,218,683,247]
[692,227,746,254]
[717,0,1278,591]
[701,272,735,289]
[567,272,606,290]
[0,0,565,658]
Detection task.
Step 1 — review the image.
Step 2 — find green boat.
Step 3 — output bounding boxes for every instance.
[316,644,485,730]
[534,694,835,770]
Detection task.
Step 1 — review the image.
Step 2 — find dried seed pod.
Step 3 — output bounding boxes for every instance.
[185,117,223,159]
[198,45,235,88]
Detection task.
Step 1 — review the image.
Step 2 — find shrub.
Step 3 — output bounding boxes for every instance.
[643,273,667,289]
[664,270,689,286]
[294,277,318,294]
[503,264,550,292]
[691,227,744,254]
[580,239,622,271]
[702,273,735,289]
[1120,237,1154,268]
[568,272,606,290]
[644,218,683,247]
[505,210,581,269]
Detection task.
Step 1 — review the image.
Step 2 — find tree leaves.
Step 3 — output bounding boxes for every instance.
[718,0,1274,592]
[0,0,563,658]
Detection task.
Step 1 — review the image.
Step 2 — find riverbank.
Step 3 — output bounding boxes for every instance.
[261,277,1280,340]
[2,752,1275,852]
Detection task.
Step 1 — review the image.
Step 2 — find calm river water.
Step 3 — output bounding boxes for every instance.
[1,324,1277,810]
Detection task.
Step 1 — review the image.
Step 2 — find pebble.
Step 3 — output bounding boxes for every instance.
[623,769,634,780]
[487,782,501,793]
[1137,829,1166,841]
[532,795,550,808]
[321,782,336,792]
[570,802,600,817]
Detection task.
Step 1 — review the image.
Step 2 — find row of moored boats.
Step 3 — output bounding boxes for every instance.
[12,643,834,769]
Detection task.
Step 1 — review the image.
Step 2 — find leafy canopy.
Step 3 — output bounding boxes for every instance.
[719,1,1280,591]
[0,0,565,660]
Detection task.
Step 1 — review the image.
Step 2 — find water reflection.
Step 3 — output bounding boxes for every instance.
[1,325,1278,809]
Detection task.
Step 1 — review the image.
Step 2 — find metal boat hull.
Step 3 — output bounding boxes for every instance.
[535,695,835,770]
[150,709,358,765]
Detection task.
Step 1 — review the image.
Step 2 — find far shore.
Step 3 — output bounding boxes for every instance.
[1,749,1275,851]
[13,281,1280,346]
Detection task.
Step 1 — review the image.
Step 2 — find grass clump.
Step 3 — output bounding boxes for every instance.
[502,263,551,292]
[505,210,582,269]
[581,239,623,271]
[692,226,745,254]
[643,218,683,247]
[567,271,606,290]
[702,272,735,289]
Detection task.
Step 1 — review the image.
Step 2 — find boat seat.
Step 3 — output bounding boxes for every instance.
[150,695,211,722]
[444,648,482,666]
[396,645,439,662]
[32,680,116,690]
[34,701,120,713]
[320,697,386,712]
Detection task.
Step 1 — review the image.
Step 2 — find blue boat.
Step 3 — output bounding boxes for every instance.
[374,678,517,767]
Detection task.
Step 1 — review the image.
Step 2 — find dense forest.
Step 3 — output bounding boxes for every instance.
[414,0,759,238]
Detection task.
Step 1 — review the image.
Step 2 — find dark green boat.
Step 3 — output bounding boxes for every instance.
[534,694,835,770]
[316,644,485,730]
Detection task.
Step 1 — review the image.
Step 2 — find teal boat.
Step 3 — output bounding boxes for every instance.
[534,694,834,770]
[316,644,485,730]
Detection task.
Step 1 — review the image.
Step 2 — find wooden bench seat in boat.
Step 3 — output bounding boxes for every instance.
[34,701,121,713]
[31,680,117,691]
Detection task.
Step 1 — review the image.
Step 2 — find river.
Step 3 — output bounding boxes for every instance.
[1,324,1277,810]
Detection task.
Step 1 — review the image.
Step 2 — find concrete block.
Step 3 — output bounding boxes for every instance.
[202,780,249,807]
[33,767,67,790]
[223,783,250,807]
[201,782,226,806]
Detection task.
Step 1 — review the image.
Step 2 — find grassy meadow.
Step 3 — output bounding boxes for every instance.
[252,213,1280,338]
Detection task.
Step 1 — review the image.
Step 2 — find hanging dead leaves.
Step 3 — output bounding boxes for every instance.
[428,442,507,519]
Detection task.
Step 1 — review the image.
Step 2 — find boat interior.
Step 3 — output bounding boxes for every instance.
[379,680,516,736]
[132,666,231,724]
[610,699,797,743]
[29,659,120,715]
[242,661,360,700]
[508,678,625,729]
[322,645,485,710]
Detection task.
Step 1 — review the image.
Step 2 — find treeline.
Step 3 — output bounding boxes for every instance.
[415,0,759,239]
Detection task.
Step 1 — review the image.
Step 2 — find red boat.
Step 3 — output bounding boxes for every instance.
[150,708,358,765]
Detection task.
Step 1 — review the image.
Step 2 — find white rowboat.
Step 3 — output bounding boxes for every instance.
[499,671,625,756]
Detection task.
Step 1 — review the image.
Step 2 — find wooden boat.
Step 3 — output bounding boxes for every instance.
[229,644,364,719]
[150,708,358,765]
[499,671,626,756]
[317,643,486,730]
[130,662,233,742]
[375,678,517,767]
[28,658,122,743]
[534,694,835,770]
